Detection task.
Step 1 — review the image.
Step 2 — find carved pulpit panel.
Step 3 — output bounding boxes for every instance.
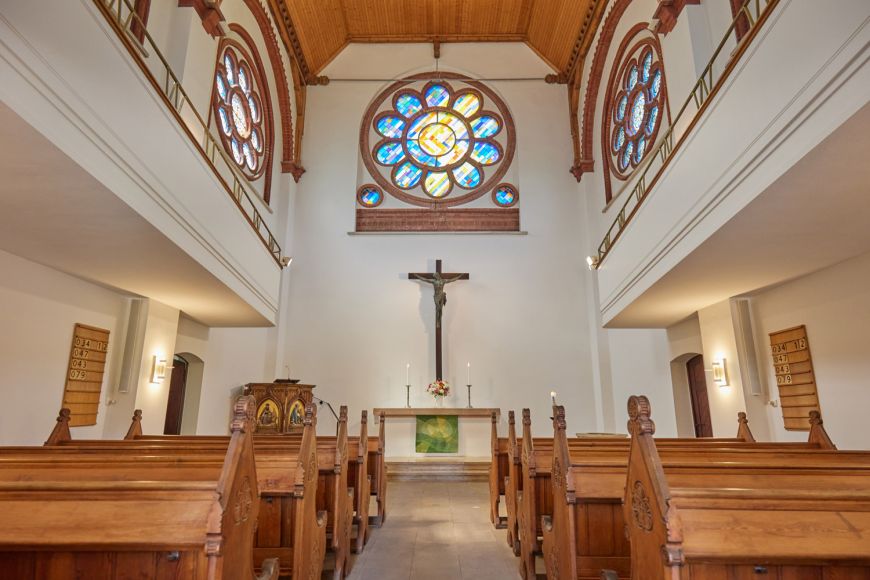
[244,380,315,434]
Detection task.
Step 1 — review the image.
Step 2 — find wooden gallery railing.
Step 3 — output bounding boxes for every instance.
[93,0,286,267]
[594,0,779,266]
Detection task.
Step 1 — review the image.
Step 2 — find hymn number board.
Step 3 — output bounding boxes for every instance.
[769,325,820,431]
[62,324,110,427]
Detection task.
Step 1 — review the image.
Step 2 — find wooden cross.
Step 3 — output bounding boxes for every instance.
[408,260,469,381]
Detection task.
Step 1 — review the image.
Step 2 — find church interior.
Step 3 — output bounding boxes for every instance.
[0,0,868,578]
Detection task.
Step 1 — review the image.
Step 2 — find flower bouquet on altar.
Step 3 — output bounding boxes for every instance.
[427,379,450,407]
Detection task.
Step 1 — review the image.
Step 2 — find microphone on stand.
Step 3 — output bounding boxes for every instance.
[311,395,340,422]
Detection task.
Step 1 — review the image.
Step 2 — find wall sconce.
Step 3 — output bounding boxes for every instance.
[586,256,599,270]
[150,356,168,383]
[711,358,728,387]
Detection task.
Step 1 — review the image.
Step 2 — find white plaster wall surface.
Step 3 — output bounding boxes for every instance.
[0,249,128,445]
[749,251,870,450]
[131,300,180,435]
[283,43,599,438]
[594,1,870,322]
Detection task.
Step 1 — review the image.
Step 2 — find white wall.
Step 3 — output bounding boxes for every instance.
[747,251,870,450]
[0,249,128,445]
[666,314,703,437]
[284,42,600,440]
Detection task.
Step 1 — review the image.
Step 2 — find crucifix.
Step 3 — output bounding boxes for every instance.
[408,260,469,381]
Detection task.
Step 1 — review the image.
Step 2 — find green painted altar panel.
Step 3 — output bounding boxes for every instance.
[415,415,459,453]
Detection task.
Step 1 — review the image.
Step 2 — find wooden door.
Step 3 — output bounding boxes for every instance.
[686,354,713,437]
[163,355,188,435]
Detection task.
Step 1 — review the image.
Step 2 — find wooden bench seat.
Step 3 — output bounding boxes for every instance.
[0,397,280,580]
[40,403,325,580]
[622,395,870,579]
[542,405,849,579]
[517,407,835,579]
[368,411,387,527]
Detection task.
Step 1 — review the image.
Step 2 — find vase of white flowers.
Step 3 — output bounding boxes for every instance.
[427,379,450,407]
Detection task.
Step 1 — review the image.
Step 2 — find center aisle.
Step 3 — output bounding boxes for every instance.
[349,481,521,579]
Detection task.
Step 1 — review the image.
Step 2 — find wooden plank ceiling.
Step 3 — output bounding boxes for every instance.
[269,0,606,77]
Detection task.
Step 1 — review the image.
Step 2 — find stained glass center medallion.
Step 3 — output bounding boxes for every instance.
[419,123,457,156]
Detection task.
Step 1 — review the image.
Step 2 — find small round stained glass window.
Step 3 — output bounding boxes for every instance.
[212,44,270,179]
[357,185,384,208]
[607,41,666,179]
[493,184,519,208]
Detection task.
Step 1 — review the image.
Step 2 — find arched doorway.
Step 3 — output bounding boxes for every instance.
[686,354,713,437]
[164,354,189,435]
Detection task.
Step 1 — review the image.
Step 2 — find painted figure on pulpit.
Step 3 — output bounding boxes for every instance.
[257,400,279,429]
[288,399,305,426]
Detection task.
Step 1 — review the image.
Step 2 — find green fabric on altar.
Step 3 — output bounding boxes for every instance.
[415,415,459,453]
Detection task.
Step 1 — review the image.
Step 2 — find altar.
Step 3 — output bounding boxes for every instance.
[373,407,500,459]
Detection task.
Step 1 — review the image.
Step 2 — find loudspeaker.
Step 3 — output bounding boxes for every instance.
[730,297,764,396]
[117,298,149,393]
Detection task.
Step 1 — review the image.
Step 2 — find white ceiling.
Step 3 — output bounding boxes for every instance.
[0,102,271,327]
[607,102,870,328]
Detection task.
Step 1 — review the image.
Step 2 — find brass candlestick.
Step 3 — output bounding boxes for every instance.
[466,384,473,408]
[406,384,411,408]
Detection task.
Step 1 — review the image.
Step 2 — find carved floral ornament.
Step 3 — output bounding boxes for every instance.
[360,73,518,209]
[234,476,253,525]
[631,480,654,532]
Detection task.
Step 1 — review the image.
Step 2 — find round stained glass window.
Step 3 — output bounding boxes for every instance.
[212,44,269,179]
[357,185,384,208]
[493,184,519,208]
[362,75,516,208]
[607,42,666,179]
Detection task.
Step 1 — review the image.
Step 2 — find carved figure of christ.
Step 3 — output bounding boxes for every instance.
[408,260,470,381]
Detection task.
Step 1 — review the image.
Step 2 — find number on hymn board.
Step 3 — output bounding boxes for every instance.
[774,364,790,375]
[771,343,787,354]
[72,348,90,359]
[773,354,788,364]
[68,369,88,381]
[71,359,88,370]
[776,374,793,385]
[73,337,108,352]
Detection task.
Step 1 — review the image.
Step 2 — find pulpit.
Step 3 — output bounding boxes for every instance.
[244,380,315,434]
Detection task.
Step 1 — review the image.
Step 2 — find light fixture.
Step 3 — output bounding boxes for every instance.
[280,256,293,268]
[586,256,599,270]
[711,358,728,387]
[150,356,168,384]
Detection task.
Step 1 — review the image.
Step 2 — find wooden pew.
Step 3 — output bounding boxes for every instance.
[118,406,354,580]
[368,410,387,527]
[490,410,510,529]
[519,407,836,579]
[622,395,870,578]
[541,406,837,580]
[0,397,279,580]
[43,404,326,580]
[504,411,523,555]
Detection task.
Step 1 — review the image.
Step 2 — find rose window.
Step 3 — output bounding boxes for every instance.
[213,46,267,178]
[362,76,515,208]
[609,43,665,177]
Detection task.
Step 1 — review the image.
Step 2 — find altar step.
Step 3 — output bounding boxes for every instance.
[386,457,490,482]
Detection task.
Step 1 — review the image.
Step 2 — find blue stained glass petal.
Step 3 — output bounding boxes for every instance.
[629,92,646,135]
[407,140,438,167]
[238,66,249,94]
[651,70,662,98]
[376,142,405,165]
[616,95,628,122]
[627,66,638,90]
[642,52,653,83]
[425,85,451,107]
[396,94,423,117]
[471,116,500,138]
[376,116,406,138]
[471,142,500,166]
[224,55,235,84]
[453,162,481,188]
[613,126,625,153]
[218,108,231,136]
[359,188,381,206]
[216,74,227,100]
[646,106,659,135]
[635,136,646,163]
[248,96,259,122]
[621,141,634,170]
[394,161,423,188]
[495,186,516,206]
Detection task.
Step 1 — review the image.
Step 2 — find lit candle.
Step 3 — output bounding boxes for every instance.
[467,362,471,385]
[550,391,557,406]
[406,363,410,386]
